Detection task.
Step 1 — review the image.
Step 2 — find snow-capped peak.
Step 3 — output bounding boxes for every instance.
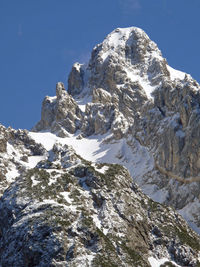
[97,27,162,62]
[68,26,191,101]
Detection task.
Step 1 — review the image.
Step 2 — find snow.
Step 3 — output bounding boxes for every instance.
[48,177,56,186]
[4,139,45,185]
[99,27,151,66]
[6,142,45,177]
[86,254,95,266]
[29,132,154,181]
[95,165,109,174]
[29,131,108,161]
[105,27,133,48]
[13,210,43,228]
[29,132,60,151]
[104,27,145,50]
[97,26,163,100]
[102,228,109,235]
[92,214,109,235]
[101,50,109,61]
[126,68,156,99]
[148,256,181,267]
[42,199,77,212]
[178,197,200,235]
[47,171,62,186]
[31,175,40,186]
[47,96,57,103]
[6,168,19,183]
[28,155,45,168]
[7,142,16,155]
[75,95,92,112]
[73,62,82,72]
[167,65,185,81]
[60,192,72,204]
[98,27,188,102]
[92,214,101,229]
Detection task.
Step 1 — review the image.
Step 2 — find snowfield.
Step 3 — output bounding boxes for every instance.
[29,131,154,178]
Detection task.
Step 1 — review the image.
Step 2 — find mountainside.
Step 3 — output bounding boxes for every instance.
[0,127,200,266]
[1,27,200,266]
[34,27,200,234]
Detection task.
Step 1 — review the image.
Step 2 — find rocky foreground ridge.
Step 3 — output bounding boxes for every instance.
[0,127,200,266]
[0,27,200,266]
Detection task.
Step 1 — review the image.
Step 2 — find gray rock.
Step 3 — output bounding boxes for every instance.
[0,124,7,153]
[68,63,85,96]
[33,82,83,134]
[0,157,199,266]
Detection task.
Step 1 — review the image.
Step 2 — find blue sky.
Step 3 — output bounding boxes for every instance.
[0,0,200,129]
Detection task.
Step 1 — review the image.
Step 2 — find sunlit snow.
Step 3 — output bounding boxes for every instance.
[148,256,181,267]
[167,65,185,81]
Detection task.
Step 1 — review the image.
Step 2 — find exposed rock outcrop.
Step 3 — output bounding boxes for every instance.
[33,82,83,136]
[68,63,85,96]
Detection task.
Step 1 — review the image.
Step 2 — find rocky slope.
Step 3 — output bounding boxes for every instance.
[0,134,200,266]
[0,26,200,266]
[0,124,46,196]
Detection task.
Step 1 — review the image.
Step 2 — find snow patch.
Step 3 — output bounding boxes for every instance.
[92,214,101,229]
[29,132,60,151]
[93,164,109,174]
[31,175,40,186]
[6,142,16,156]
[148,256,181,267]
[60,191,72,204]
[29,132,154,182]
[6,168,19,183]
[167,65,185,81]
[126,69,156,99]
[103,27,145,51]
[28,155,45,168]
[75,95,92,112]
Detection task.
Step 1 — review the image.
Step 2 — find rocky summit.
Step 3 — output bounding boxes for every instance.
[1,27,200,266]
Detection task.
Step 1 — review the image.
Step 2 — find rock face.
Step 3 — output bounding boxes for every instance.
[33,82,83,136]
[1,26,200,266]
[68,63,85,96]
[0,124,8,153]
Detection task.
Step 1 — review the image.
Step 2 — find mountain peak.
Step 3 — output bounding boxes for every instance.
[68,26,170,100]
[96,26,162,63]
[37,26,198,139]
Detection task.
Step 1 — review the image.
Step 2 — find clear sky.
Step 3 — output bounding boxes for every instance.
[1,0,200,129]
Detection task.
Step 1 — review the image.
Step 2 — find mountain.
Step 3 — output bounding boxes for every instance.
[0,27,200,266]
[34,27,200,234]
